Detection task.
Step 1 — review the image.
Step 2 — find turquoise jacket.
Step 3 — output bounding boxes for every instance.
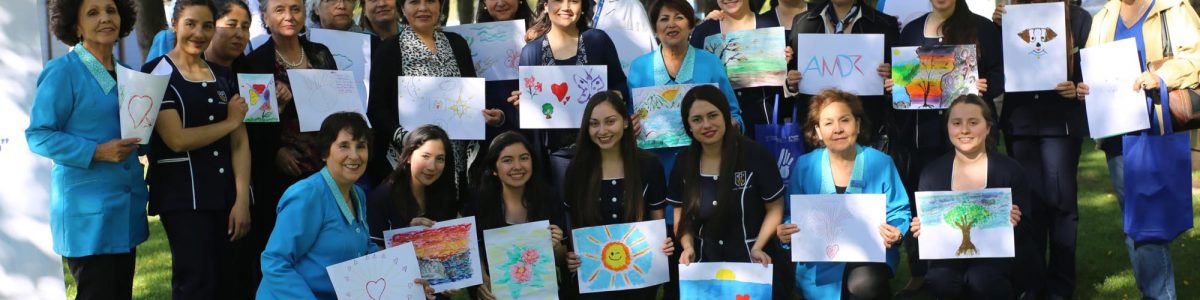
[258,168,375,299]
[787,146,911,300]
[25,49,148,257]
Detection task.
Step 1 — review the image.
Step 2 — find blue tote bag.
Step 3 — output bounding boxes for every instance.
[1121,84,1194,243]
[755,96,806,182]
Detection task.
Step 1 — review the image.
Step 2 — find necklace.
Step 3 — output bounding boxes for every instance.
[275,47,307,68]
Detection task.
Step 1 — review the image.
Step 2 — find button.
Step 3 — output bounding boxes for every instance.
[1034,94,1040,100]
[202,82,207,87]
[209,115,215,121]
[611,180,617,185]
[712,201,718,206]
[718,240,724,245]
[611,214,618,219]
[208,98,214,103]
[611,197,618,203]
[219,168,225,174]
[355,228,360,233]
[213,151,219,156]
[737,91,743,96]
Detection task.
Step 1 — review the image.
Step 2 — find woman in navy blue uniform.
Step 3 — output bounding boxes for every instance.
[142,1,251,298]
[689,0,782,137]
[367,125,462,246]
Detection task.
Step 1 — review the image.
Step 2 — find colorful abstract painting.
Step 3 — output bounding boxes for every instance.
[632,84,711,149]
[518,66,607,129]
[116,64,169,144]
[326,242,425,300]
[794,34,886,96]
[1079,38,1150,138]
[702,27,787,89]
[308,28,372,108]
[890,45,979,110]
[443,20,525,81]
[483,221,557,300]
[915,188,1015,260]
[383,217,484,292]
[679,262,772,300]
[287,69,368,132]
[397,76,487,140]
[237,73,280,123]
[1002,2,1068,92]
[789,194,887,262]
[571,219,669,293]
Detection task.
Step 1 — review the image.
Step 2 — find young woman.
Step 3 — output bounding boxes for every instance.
[672,85,785,268]
[204,0,252,68]
[777,89,910,299]
[909,95,1028,299]
[689,0,783,137]
[367,125,462,245]
[561,92,674,298]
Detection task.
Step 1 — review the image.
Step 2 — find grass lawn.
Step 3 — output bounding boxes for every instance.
[64,140,1198,299]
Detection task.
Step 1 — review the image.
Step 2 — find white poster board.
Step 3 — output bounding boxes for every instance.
[879,0,931,30]
[287,69,368,132]
[915,188,1015,260]
[518,65,607,129]
[326,242,426,300]
[966,0,997,19]
[604,28,656,75]
[382,217,484,292]
[571,219,670,293]
[795,34,886,96]
[443,20,526,81]
[789,194,887,262]
[117,65,169,144]
[1080,38,1150,138]
[678,262,773,299]
[308,28,372,108]
[1002,2,1068,92]
[397,76,487,140]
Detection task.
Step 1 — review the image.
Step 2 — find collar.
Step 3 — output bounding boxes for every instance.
[652,45,697,84]
[73,43,117,94]
[818,145,867,194]
[821,4,861,34]
[320,167,363,225]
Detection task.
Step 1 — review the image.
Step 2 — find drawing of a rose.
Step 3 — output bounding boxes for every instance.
[509,262,533,283]
[521,248,540,265]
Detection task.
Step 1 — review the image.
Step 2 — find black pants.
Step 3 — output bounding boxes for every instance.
[161,210,236,300]
[65,249,136,300]
[1008,136,1081,299]
[842,262,892,300]
[926,258,1013,300]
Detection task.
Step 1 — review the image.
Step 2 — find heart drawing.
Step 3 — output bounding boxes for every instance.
[825,244,840,259]
[550,82,570,104]
[365,278,386,300]
[736,294,751,300]
[126,95,155,129]
[251,84,267,105]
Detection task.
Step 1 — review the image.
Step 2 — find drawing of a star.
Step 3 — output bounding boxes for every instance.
[448,93,471,119]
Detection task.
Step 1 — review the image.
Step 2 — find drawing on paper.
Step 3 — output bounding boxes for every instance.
[519,66,607,129]
[794,34,886,95]
[286,69,367,132]
[1080,38,1150,138]
[484,221,558,300]
[891,45,979,110]
[307,28,372,108]
[326,242,425,300]
[802,203,847,259]
[916,188,1015,259]
[397,76,486,140]
[237,73,280,122]
[572,220,669,293]
[117,64,169,144]
[633,84,710,149]
[383,217,484,291]
[679,263,773,300]
[573,68,605,104]
[1017,28,1058,59]
[702,27,787,89]
[443,20,525,81]
[1002,3,1068,92]
[789,194,887,263]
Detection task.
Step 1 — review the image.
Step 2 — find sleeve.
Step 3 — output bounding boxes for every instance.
[883,15,901,65]
[367,38,402,185]
[689,21,713,49]
[1006,161,1034,237]
[713,63,745,131]
[1071,7,1093,83]
[25,61,98,169]
[881,157,912,237]
[751,143,785,202]
[979,18,1005,101]
[258,184,323,299]
[664,151,685,205]
[519,41,541,67]
[642,154,668,209]
[1155,3,1200,89]
[366,181,394,248]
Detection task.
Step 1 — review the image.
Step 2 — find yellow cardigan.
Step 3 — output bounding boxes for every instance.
[1087,0,1200,90]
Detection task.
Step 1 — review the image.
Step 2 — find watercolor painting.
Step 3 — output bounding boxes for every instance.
[308,28,372,108]
[572,219,669,293]
[890,45,979,110]
[383,217,484,292]
[916,188,1015,259]
[237,73,280,123]
[1002,2,1068,92]
[518,66,607,129]
[116,64,169,144]
[326,242,425,300]
[482,221,557,300]
[397,76,486,140]
[702,27,787,89]
[1080,38,1150,138]
[286,69,368,132]
[794,34,886,96]
[443,20,525,81]
[632,84,711,149]
[789,194,887,262]
[679,262,773,300]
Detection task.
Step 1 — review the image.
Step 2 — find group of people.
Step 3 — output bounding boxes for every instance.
[27,0,1198,299]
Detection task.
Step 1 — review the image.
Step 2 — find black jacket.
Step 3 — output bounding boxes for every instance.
[1000,5,1093,138]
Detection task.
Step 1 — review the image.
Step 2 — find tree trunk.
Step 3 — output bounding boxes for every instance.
[136,0,168,58]
[955,225,978,256]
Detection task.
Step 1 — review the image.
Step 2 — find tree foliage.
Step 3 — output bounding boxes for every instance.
[944,203,992,229]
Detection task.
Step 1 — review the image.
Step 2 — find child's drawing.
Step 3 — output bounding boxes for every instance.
[1002,2,1068,92]
[794,34,886,96]
[326,242,425,300]
[286,69,367,132]
[483,221,558,300]
[632,84,712,149]
[891,45,979,110]
[237,73,280,122]
[573,68,605,104]
[915,188,1015,259]
[571,219,669,293]
[702,27,787,89]
[397,76,486,140]
[308,28,372,108]
[679,262,773,300]
[383,216,484,292]
[519,66,607,129]
[117,64,169,144]
[443,20,526,81]
[789,194,887,262]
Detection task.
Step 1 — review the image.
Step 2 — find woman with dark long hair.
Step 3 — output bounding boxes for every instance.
[367,125,462,245]
[689,0,782,137]
[204,0,252,68]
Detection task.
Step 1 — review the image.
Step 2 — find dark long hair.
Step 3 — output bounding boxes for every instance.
[524,0,591,41]
[476,0,534,25]
[939,0,979,46]
[675,85,745,241]
[564,92,649,228]
[214,0,250,19]
[386,125,460,222]
[473,131,556,230]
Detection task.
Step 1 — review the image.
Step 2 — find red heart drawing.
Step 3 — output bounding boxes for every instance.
[126,95,154,129]
[825,244,840,259]
[551,82,569,104]
[736,294,750,300]
[252,84,267,95]
[365,278,386,300]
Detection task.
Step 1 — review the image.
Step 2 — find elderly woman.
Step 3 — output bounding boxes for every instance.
[26,0,143,298]
[310,0,362,31]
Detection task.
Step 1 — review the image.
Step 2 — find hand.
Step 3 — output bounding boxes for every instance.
[777,149,794,179]
[732,119,742,132]
[1133,71,1162,91]
[992,2,1006,25]
[275,148,304,177]
[976,78,989,94]
[567,252,581,273]
[785,46,794,63]
[410,217,436,227]
[705,9,726,21]
[679,247,695,266]
[877,63,891,79]
[662,239,675,257]
[879,224,901,248]
[1055,81,1078,99]
[631,115,643,136]
[507,90,520,107]
[482,109,504,127]
[93,138,141,162]
[786,70,802,93]
[1076,82,1090,100]
[1010,204,1022,226]
[749,248,771,267]
[228,201,251,241]
[549,224,564,246]
[478,276,497,300]
[226,94,249,123]
[414,279,436,300]
[776,223,799,244]
[911,216,922,238]
[276,80,293,106]
[885,78,895,93]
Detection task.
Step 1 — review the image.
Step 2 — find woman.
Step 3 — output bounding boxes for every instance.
[362,0,401,40]
[204,0,252,68]
[689,0,782,137]
[561,92,675,298]
[672,85,784,268]
[883,0,1004,293]
[475,0,533,24]
[765,0,806,32]
[776,88,910,299]
[466,131,567,299]
[909,94,1029,299]
[143,0,250,298]
[309,0,362,32]
[367,125,462,245]
[1077,1,1200,298]
[471,0,534,154]
[27,0,142,298]
[992,1,1091,298]
[258,112,435,299]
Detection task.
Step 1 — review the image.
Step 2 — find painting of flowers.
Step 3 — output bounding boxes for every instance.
[483,221,558,299]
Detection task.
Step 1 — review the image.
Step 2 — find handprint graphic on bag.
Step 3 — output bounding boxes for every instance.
[777,148,794,180]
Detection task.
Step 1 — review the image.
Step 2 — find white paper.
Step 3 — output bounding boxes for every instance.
[237,73,281,122]
[603,28,656,75]
[789,194,887,262]
[880,0,931,30]
[443,20,526,81]
[308,28,372,108]
[482,221,559,300]
[518,65,608,129]
[326,242,425,300]
[795,34,886,96]
[915,188,1016,260]
[966,0,997,19]
[1080,38,1151,138]
[286,69,368,132]
[1002,2,1068,92]
[397,76,487,140]
[382,216,484,292]
[571,219,669,293]
[117,65,169,144]
[678,262,773,299]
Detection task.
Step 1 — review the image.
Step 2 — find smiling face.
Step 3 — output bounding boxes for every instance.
[947,103,990,155]
[318,0,355,30]
[172,5,215,56]
[408,139,446,187]
[588,101,626,152]
[686,99,726,147]
[266,0,305,38]
[365,0,398,25]
[718,0,748,17]
[600,242,631,271]
[210,5,251,61]
[77,0,122,46]
[545,0,581,30]
[402,0,440,31]
[484,0,518,21]
[494,143,533,190]
[930,0,955,12]
[816,101,860,153]
[655,6,691,49]
[326,129,370,186]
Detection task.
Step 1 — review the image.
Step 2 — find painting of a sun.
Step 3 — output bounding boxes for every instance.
[572,220,670,293]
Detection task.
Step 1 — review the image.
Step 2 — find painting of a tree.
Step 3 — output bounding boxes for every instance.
[915,188,1015,259]
[943,203,993,256]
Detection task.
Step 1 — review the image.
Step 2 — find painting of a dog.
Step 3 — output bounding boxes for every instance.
[1018,27,1058,59]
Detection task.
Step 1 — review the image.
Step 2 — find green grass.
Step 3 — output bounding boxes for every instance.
[64,140,1199,299]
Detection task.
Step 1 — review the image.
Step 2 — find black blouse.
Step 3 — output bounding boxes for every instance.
[564,152,668,226]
